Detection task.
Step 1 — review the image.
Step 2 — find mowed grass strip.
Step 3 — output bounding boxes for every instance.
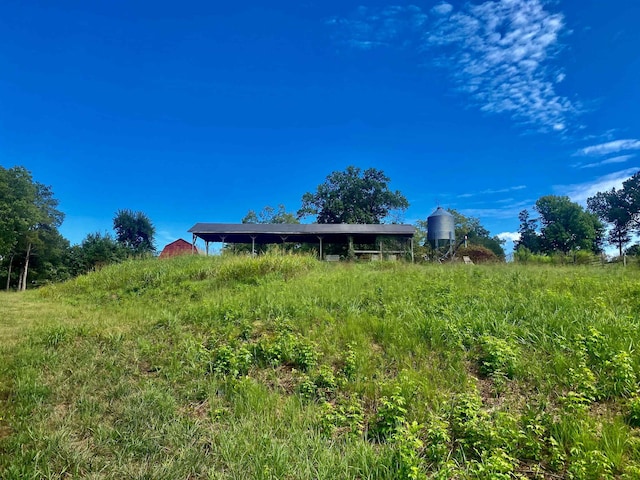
[2,254,640,479]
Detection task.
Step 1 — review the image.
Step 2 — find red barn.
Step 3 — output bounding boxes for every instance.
[159,239,198,258]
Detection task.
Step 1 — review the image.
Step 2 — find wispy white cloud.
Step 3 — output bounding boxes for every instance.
[460,199,533,220]
[329,0,575,132]
[555,168,639,205]
[577,154,635,169]
[431,2,453,16]
[425,0,573,132]
[327,5,428,50]
[457,185,526,198]
[497,231,521,242]
[575,139,640,157]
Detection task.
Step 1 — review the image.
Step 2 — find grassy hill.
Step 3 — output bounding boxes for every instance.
[2,254,640,479]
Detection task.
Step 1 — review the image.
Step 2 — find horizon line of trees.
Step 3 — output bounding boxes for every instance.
[514,171,640,259]
[1,165,156,290]
[4,164,640,289]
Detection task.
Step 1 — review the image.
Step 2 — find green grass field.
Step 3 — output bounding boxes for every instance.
[2,254,640,479]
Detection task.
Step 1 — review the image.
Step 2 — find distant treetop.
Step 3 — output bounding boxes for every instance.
[297,166,408,224]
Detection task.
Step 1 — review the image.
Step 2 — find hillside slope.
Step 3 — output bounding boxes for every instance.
[2,254,640,479]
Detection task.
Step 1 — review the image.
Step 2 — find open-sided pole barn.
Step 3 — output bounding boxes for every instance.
[188,223,415,262]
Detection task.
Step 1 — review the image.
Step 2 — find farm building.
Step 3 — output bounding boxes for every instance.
[188,223,416,261]
[159,238,198,258]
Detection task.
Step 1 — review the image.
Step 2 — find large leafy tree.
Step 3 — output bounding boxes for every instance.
[113,209,156,255]
[587,189,632,256]
[68,232,127,276]
[586,171,640,256]
[514,209,542,254]
[298,166,409,224]
[620,171,640,226]
[24,229,72,285]
[0,166,64,290]
[535,195,603,254]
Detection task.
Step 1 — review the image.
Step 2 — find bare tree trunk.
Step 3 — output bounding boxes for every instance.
[17,267,24,291]
[6,254,13,291]
[21,243,31,291]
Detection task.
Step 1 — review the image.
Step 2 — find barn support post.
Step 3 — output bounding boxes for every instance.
[206,241,209,256]
[250,236,256,256]
[379,240,383,260]
[317,236,323,260]
[410,237,414,263]
[280,236,288,255]
[192,234,196,253]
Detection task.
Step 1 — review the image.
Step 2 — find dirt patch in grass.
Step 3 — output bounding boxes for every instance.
[182,400,210,420]
[253,365,300,395]
[0,423,12,440]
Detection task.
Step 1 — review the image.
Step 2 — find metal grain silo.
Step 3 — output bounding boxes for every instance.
[427,207,455,248]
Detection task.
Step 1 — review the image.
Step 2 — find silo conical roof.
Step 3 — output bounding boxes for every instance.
[428,206,454,218]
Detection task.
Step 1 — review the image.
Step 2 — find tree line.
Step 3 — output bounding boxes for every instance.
[0,166,156,290]
[3,164,640,288]
[515,171,640,260]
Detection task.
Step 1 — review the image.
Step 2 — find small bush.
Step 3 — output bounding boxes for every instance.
[391,421,427,480]
[340,342,357,380]
[314,365,338,397]
[470,449,517,480]
[424,415,451,464]
[372,387,408,442]
[603,352,637,398]
[254,332,318,372]
[627,396,640,428]
[477,335,518,379]
[209,344,252,378]
[319,398,364,438]
[563,363,597,410]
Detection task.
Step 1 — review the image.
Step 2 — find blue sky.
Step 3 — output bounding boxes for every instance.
[2,0,639,252]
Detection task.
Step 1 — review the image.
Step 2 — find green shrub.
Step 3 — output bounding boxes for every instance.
[319,397,364,438]
[603,351,637,398]
[372,387,408,442]
[627,396,640,427]
[254,332,318,372]
[567,448,614,480]
[563,363,598,410]
[424,415,451,465]
[209,344,252,378]
[340,342,357,380]
[477,335,518,379]
[470,449,517,480]
[313,365,338,397]
[391,421,426,480]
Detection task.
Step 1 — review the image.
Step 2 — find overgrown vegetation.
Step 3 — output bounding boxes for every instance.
[2,254,640,478]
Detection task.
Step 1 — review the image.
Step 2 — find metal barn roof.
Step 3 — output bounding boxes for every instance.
[188,223,415,244]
